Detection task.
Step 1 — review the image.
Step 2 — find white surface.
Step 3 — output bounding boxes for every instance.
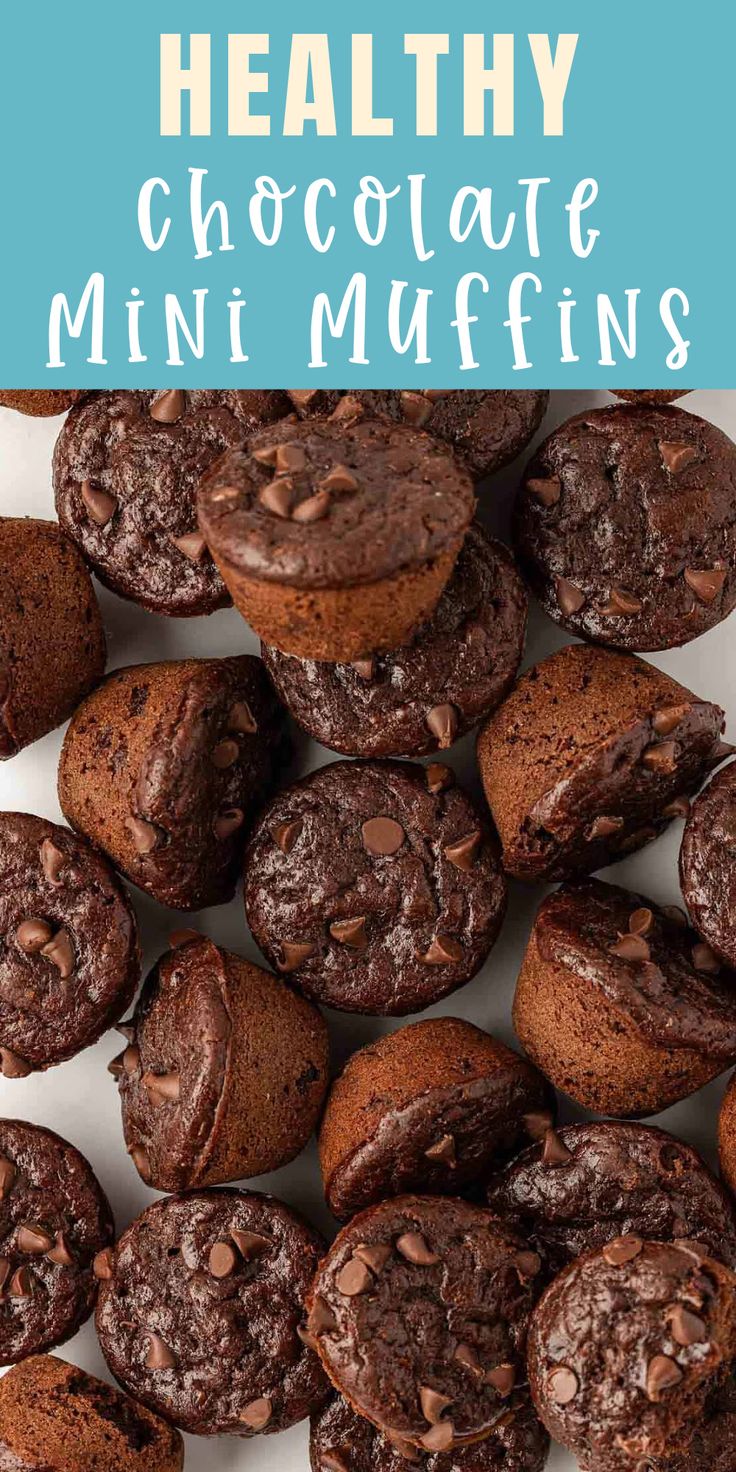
[0,390,734,1472]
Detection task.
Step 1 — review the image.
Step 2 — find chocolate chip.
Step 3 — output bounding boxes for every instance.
[240,1397,272,1431]
[610,933,651,963]
[527,476,561,506]
[666,1303,707,1346]
[419,1386,453,1423]
[293,490,331,524]
[128,1145,152,1184]
[396,1232,439,1266]
[330,395,364,423]
[231,1229,271,1260]
[125,816,160,855]
[400,391,433,427]
[170,531,206,562]
[548,1366,579,1404]
[443,830,482,872]
[212,738,239,769]
[426,763,454,794]
[642,741,677,774]
[145,1333,176,1370]
[276,444,306,474]
[659,440,698,473]
[646,1354,683,1401]
[123,1046,141,1076]
[213,807,245,840]
[329,917,368,949]
[336,1257,374,1297]
[663,795,690,819]
[150,389,186,424]
[602,1234,643,1266]
[9,1266,33,1298]
[308,1295,338,1336]
[15,918,53,953]
[143,1070,180,1103]
[361,816,405,856]
[692,942,720,974]
[169,928,202,949]
[514,1250,542,1280]
[209,485,240,506]
[259,481,293,518]
[523,1109,555,1141]
[0,1156,16,1199]
[354,1243,392,1275]
[421,1421,454,1453]
[425,703,459,750]
[17,1223,54,1254]
[47,1231,75,1267]
[653,705,690,737]
[252,445,279,467]
[425,1134,457,1167]
[40,928,75,979]
[80,481,117,527]
[209,1241,238,1279]
[454,1343,482,1375]
[350,657,375,680]
[418,935,463,965]
[486,1363,515,1397]
[93,1247,115,1281]
[598,586,643,616]
[322,465,359,492]
[684,567,727,604]
[588,815,624,839]
[542,1128,573,1166]
[227,702,256,738]
[629,907,654,936]
[40,838,65,886]
[556,577,586,616]
[278,940,317,972]
[0,1047,31,1079]
[272,819,303,854]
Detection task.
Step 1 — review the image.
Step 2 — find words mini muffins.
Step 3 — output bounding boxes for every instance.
[477,642,727,882]
[197,415,475,660]
[513,878,736,1115]
[53,388,290,616]
[286,388,549,480]
[0,1355,184,1471]
[262,522,527,758]
[95,1189,328,1436]
[527,1239,736,1468]
[319,1017,552,1219]
[58,655,287,910]
[0,1120,113,1363]
[306,1194,541,1452]
[112,936,328,1191]
[0,812,139,1078]
[514,403,736,650]
[243,758,506,1015]
[0,518,105,760]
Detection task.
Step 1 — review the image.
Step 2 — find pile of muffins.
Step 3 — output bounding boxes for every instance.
[0,383,736,1471]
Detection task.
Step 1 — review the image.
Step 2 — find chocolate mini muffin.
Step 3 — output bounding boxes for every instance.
[0,1355,184,1471]
[243,759,506,1015]
[718,1071,736,1196]
[613,390,689,403]
[114,936,328,1191]
[311,1393,550,1472]
[287,390,549,480]
[513,878,736,1116]
[95,1188,328,1436]
[487,1120,736,1273]
[306,1194,540,1452]
[262,524,527,758]
[53,389,290,616]
[477,642,727,882]
[0,518,105,761]
[514,404,736,650]
[197,416,475,661]
[0,1119,114,1362]
[0,390,85,416]
[527,1239,736,1467]
[681,762,736,968]
[319,1017,552,1219]
[0,812,139,1077]
[58,655,287,910]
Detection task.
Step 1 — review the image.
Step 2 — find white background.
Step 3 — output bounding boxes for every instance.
[0,390,734,1472]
